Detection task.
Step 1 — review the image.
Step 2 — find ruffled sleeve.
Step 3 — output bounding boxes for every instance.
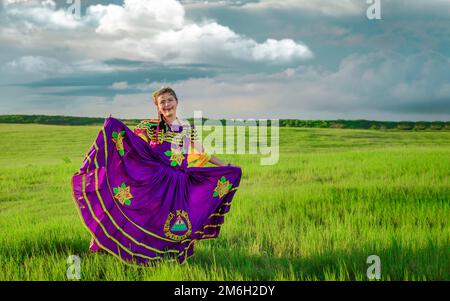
[133,119,158,143]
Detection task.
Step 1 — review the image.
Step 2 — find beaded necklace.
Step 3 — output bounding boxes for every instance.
[150,115,179,148]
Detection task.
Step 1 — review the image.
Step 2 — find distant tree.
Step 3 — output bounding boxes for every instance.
[397,123,413,130]
[413,123,427,131]
[430,123,443,130]
[318,120,329,128]
[330,122,344,129]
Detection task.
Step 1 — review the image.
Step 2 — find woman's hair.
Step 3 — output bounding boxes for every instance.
[152,86,178,106]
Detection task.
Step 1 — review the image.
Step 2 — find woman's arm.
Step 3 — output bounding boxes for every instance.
[208,154,228,167]
[190,126,234,167]
[191,139,231,167]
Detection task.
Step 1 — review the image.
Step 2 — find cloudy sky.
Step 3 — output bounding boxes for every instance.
[0,0,449,121]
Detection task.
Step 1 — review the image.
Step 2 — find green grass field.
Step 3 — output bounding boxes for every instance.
[0,123,448,280]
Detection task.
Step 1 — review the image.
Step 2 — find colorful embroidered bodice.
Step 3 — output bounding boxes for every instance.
[133,119,210,168]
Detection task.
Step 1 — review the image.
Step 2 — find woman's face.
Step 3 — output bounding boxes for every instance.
[156,92,178,119]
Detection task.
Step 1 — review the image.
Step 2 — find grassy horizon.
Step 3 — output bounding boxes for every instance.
[1,114,449,130]
[0,123,448,280]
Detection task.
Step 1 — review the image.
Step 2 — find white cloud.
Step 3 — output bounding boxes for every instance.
[147,51,450,120]
[0,0,313,65]
[1,0,448,121]
[2,0,32,5]
[4,55,70,73]
[72,93,155,119]
[209,0,450,19]
[252,38,312,61]
[3,51,448,121]
[240,0,364,16]
[2,56,116,78]
[86,0,312,64]
[128,21,313,63]
[111,81,128,90]
[4,0,81,29]
[88,0,185,35]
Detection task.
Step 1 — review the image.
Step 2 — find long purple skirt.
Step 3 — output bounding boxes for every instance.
[71,117,242,265]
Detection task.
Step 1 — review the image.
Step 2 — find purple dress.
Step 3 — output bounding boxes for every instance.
[71,117,242,265]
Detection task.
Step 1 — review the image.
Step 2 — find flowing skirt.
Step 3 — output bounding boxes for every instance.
[71,117,242,265]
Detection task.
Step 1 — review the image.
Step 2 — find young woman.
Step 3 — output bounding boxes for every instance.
[72,86,242,266]
[133,86,235,168]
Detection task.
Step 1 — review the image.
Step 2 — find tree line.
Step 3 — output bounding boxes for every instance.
[0,114,449,130]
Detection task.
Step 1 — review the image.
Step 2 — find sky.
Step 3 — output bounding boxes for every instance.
[0,0,449,121]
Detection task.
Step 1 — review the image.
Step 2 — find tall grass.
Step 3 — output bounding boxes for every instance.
[0,123,448,280]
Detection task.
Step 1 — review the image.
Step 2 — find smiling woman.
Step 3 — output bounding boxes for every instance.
[72,86,243,266]
[147,86,235,167]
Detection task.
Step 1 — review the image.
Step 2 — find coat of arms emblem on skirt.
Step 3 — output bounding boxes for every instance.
[164,210,192,241]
